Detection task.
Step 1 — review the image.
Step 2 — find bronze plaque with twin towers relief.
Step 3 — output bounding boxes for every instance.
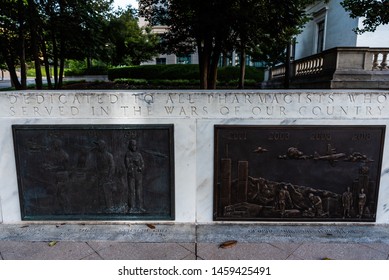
[13,125,174,220]
[214,125,385,222]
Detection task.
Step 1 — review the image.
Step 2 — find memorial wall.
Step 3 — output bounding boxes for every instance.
[1,90,389,223]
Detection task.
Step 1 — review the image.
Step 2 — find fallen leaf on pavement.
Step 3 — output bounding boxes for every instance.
[219,240,238,249]
[48,241,58,247]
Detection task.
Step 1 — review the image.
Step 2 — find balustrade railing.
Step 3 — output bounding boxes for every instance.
[295,56,324,76]
[372,49,389,70]
[270,65,285,79]
[270,47,389,79]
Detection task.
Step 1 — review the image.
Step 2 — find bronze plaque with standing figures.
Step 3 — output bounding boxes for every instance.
[214,125,385,222]
[13,125,174,220]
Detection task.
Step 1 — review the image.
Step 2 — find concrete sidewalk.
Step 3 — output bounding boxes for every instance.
[1,224,389,260]
[1,240,389,260]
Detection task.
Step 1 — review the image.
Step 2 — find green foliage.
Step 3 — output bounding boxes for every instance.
[108,64,199,80]
[64,59,109,76]
[113,77,262,89]
[217,66,263,82]
[115,78,149,85]
[341,0,389,33]
[64,66,108,76]
[109,64,264,82]
[218,79,258,87]
[139,0,316,88]
[0,0,115,89]
[115,78,199,86]
[104,7,159,66]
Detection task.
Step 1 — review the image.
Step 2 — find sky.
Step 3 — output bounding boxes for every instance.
[113,0,138,9]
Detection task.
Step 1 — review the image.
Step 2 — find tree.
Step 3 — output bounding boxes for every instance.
[104,7,159,66]
[27,0,43,89]
[341,0,389,33]
[140,0,236,89]
[0,52,7,80]
[0,0,114,90]
[0,0,30,89]
[140,0,315,89]
[39,0,113,88]
[233,0,315,89]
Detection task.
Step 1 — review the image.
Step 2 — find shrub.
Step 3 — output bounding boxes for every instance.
[64,65,108,76]
[108,64,264,83]
[108,64,199,81]
[218,66,264,82]
[114,78,199,88]
[114,78,148,85]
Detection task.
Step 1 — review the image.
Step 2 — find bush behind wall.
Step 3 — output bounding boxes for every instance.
[108,64,264,82]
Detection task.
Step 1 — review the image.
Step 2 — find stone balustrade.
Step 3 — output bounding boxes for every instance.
[372,49,389,70]
[295,55,324,76]
[270,65,285,79]
[266,47,389,89]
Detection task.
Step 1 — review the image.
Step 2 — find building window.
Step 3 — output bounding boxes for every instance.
[156,58,166,65]
[177,55,192,64]
[317,20,325,53]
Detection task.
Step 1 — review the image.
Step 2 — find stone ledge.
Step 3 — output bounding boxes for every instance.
[1,223,389,244]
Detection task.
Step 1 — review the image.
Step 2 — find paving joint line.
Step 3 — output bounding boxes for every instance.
[177,243,196,255]
[85,242,105,260]
[359,243,389,255]
[269,242,304,260]
[195,223,199,260]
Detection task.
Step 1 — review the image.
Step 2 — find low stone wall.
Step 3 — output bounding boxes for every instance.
[1,90,389,224]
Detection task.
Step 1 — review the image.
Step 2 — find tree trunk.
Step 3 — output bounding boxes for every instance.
[284,42,291,89]
[52,34,59,89]
[199,59,208,89]
[18,0,27,90]
[33,55,43,89]
[57,34,66,89]
[19,37,27,90]
[197,39,211,89]
[31,35,43,89]
[208,54,219,89]
[59,57,65,89]
[41,38,53,89]
[207,40,222,89]
[87,56,92,69]
[5,55,22,89]
[238,47,246,89]
[28,0,43,89]
[222,51,228,67]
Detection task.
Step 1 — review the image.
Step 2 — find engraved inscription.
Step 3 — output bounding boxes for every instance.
[12,125,175,221]
[3,92,387,119]
[214,125,385,222]
[268,132,290,141]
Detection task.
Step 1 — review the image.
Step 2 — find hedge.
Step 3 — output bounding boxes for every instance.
[108,64,199,81]
[108,64,264,82]
[115,78,199,87]
[64,65,108,76]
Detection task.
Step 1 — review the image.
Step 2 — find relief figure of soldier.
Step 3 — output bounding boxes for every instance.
[93,139,116,212]
[342,186,353,218]
[44,139,71,213]
[125,139,145,213]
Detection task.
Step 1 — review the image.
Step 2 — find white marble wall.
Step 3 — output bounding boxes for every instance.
[1,90,389,224]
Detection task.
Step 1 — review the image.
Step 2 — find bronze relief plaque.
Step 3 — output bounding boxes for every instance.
[13,124,174,220]
[214,125,385,222]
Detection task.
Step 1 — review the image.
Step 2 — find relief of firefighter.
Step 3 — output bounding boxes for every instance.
[214,126,385,221]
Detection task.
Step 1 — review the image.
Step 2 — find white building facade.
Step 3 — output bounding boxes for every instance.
[295,0,389,60]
